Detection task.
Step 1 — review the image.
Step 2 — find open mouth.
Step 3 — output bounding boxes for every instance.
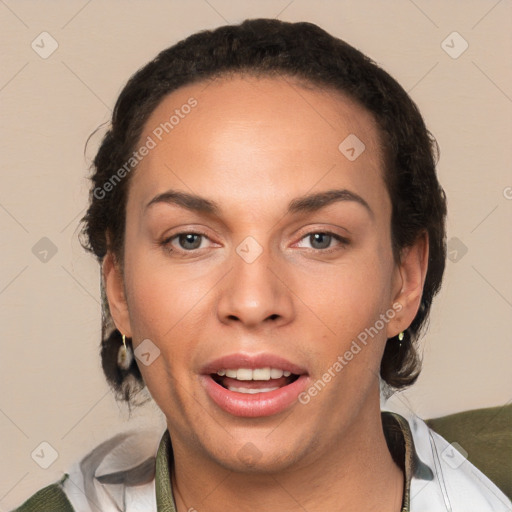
[200,354,310,417]
[211,368,301,394]
[202,366,308,417]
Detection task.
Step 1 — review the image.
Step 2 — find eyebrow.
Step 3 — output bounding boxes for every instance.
[145,188,373,217]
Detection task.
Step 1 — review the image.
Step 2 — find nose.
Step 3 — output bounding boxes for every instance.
[216,241,295,329]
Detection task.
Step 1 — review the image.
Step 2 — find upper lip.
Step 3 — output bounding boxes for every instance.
[200,353,308,375]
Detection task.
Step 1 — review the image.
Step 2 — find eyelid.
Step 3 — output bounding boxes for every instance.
[161,228,215,250]
[291,223,351,242]
[292,230,350,251]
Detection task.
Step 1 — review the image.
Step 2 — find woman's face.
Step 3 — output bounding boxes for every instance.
[105,75,423,472]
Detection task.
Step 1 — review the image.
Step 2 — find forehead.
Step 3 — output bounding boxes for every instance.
[128,75,388,218]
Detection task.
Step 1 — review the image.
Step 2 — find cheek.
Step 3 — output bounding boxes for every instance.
[300,248,394,375]
[122,257,210,410]
[316,252,393,329]
[124,242,211,333]
[122,250,208,382]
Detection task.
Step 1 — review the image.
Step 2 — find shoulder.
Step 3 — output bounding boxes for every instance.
[11,429,163,512]
[403,410,512,511]
[11,474,74,512]
[425,403,512,500]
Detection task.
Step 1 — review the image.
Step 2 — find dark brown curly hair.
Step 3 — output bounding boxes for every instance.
[80,18,447,404]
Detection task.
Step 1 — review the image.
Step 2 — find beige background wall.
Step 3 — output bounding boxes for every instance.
[1,0,511,508]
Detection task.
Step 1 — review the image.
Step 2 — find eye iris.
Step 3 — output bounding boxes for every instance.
[179,234,202,250]
[310,233,331,249]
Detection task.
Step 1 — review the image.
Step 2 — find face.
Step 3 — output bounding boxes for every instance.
[105,75,424,473]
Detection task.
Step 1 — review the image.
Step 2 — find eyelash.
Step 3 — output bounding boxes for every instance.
[160,230,350,255]
[294,231,350,253]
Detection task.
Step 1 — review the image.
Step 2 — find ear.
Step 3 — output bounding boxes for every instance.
[102,251,132,338]
[386,232,429,338]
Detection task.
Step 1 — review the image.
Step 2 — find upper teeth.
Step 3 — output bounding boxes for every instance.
[216,368,292,380]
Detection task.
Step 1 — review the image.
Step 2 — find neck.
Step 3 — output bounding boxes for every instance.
[169,396,404,512]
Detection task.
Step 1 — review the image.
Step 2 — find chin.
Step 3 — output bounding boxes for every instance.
[216,447,302,475]
[199,429,315,475]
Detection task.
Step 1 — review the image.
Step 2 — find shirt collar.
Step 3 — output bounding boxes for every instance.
[155,429,176,512]
[154,412,418,512]
[381,411,433,512]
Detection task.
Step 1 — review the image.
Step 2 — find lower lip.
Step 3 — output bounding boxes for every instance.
[200,374,309,417]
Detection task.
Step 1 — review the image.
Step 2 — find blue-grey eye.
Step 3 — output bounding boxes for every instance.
[178,233,203,250]
[309,233,332,249]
